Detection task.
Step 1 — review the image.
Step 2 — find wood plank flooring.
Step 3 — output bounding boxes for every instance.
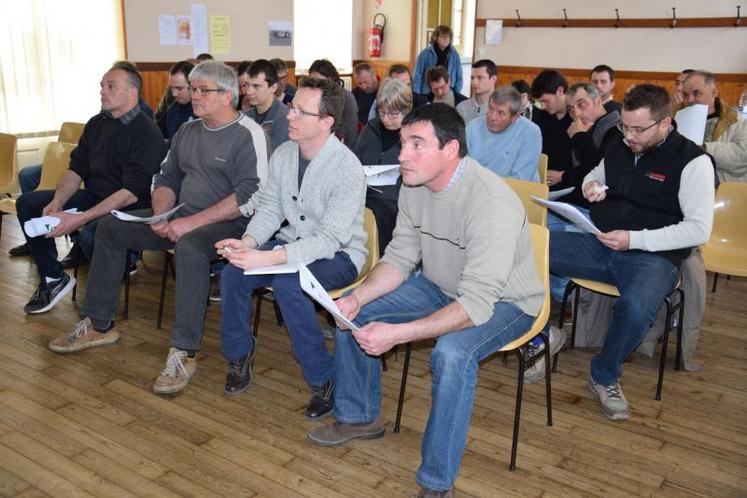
[0,215,745,497]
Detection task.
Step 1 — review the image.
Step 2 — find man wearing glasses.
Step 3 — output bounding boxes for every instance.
[215,77,367,421]
[48,61,270,397]
[549,84,714,421]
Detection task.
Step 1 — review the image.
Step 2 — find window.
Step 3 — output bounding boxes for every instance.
[293,0,352,75]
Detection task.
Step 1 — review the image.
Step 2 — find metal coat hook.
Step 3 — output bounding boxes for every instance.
[515,9,522,27]
[671,7,677,28]
[615,9,621,28]
[563,8,569,27]
[736,5,741,27]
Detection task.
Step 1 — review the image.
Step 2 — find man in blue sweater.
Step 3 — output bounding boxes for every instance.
[467,86,542,181]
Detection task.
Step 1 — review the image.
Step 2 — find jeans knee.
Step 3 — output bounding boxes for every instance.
[270,273,302,298]
[430,343,471,377]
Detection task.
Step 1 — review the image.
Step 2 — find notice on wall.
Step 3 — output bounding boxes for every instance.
[485,19,503,45]
[176,15,192,45]
[158,15,176,45]
[191,4,209,56]
[269,20,292,47]
[209,15,231,54]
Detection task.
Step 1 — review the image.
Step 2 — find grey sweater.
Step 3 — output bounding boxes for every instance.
[382,157,545,325]
[244,134,368,272]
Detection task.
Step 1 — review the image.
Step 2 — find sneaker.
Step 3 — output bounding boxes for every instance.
[306,379,334,420]
[153,347,197,394]
[416,485,455,498]
[48,317,119,353]
[224,347,256,396]
[24,274,76,314]
[9,243,29,257]
[588,375,630,420]
[308,419,385,446]
[523,326,566,384]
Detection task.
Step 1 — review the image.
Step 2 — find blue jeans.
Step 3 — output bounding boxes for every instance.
[547,206,590,302]
[333,274,535,491]
[549,232,679,386]
[19,164,42,193]
[220,239,358,387]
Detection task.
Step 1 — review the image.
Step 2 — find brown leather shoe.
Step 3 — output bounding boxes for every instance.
[308,419,385,446]
[416,485,455,497]
[48,318,119,353]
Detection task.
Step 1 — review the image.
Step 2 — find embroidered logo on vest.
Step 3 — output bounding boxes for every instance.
[646,171,666,182]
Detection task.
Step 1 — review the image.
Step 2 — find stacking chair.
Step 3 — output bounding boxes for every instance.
[394,224,554,471]
[701,182,747,292]
[0,132,19,240]
[503,177,549,226]
[558,278,684,401]
[537,153,548,184]
[58,122,85,146]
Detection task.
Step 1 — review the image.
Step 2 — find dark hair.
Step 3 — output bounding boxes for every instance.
[401,103,467,158]
[236,60,252,77]
[298,77,345,132]
[623,83,672,121]
[248,59,279,87]
[426,65,449,84]
[590,64,615,81]
[530,69,568,98]
[354,62,374,76]
[511,79,530,94]
[472,59,497,78]
[270,58,288,74]
[309,59,341,83]
[196,53,214,61]
[430,25,453,44]
[388,63,411,77]
[170,60,195,79]
[110,60,142,92]
[681,69,695,75]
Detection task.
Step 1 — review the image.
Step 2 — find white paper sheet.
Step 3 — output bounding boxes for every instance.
[299,265,358,330]
[23,209,79,237]
[159,15,176,45]
[674,103,708,145]
[363,164,400,186]
[191,4,209,56]
[531,196,600,234]
[243,263,299,275]
[485,20,503,45]
[548,186,574,201]
[110,204,184,225]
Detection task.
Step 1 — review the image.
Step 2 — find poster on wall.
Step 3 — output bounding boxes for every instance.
[159,15,176,45]
[176,15,192,45]
[209,15,231,54]
[269,20,292,47]
[191,4,209,56]
[485,20,503,46]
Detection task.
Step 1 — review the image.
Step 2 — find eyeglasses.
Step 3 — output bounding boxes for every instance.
[378,109,402,119]
[616,119,661,135]
[189,86,226,96]
[287,103,329,119]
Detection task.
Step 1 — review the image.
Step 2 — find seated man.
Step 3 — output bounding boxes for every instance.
[308,59,359,149]
[682,70,747,182]
[457,59,497,124]
[16,62,166,313]
[216,77,367,420]
[270,58,296,105]
[48,61,270,397]
[236,60,254,113]
[590,64,622,114]
[672,69,694,105]
[425,65,468,108]
[531,70,573,191]
[352,62,380,127]
[466,86,542,181]
[309,104,544,497]
[160,60,195,141]
[244,59,289,150]
[549,84,714,420]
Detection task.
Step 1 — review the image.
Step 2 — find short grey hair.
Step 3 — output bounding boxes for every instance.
[190,60,239,107]
[489,86,522,115]
[568,82,600,100]
[685,70,716,87]
[377,78,413,114]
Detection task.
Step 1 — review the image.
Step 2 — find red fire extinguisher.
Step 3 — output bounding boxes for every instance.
[368,13,386,58]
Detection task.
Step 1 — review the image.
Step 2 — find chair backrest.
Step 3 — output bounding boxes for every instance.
[503,177,549,226]
[38,142,76,191]
[58,122,85,145]
[360,207,380,276]
[0,132,19,194]
[500,223,550,351]
[708,181,747,250]
[537,153,548,184]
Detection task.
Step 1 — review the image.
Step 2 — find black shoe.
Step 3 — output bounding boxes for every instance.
[224,348,255,396]
[306,379,334,420]
[9,243,29,257]
[60,245,87,269]
[24,274,76,314]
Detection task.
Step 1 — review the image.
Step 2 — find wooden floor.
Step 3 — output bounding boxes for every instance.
[0,215,746,498]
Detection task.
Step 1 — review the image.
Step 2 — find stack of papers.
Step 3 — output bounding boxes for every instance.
[531,196,600,234]
[23,209,79,237]
[363,164,400,187]
[299,266,358,330]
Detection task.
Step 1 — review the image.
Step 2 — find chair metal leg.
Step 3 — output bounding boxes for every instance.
[156,252,171,329]
[570,284,581,350]
[509,349,526,471]
[674,289,685,371]
[71,243,81,301]
[711,273,719,293]
[656,298,673,401]
[394,342,412,434]
[381,354,388,371]
[538,332,554,427]
[252,290,265,339]
[558,280,574,329]
[123,254,130,320]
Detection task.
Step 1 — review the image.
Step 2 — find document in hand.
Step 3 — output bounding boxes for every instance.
[674,103,708,145]
[548,186,574,201]
[363,164,400,187]
[23,208,79,238]
[110,203,185,225]
[531,196,601,234]
[243,263,299,275]
[298,265,359,330]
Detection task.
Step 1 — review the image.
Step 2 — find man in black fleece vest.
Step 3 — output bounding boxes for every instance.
[549,84,714,421]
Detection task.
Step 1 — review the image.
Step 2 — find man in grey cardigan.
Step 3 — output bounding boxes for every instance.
[309,104,544,497]
[216,77,367,420]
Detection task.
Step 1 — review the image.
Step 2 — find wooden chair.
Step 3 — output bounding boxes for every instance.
[0,132,19,197]
[558,278,684,401]
[701,182,747,292]
[58,122,85,145]
[537,153,548,184]
[503,177,549,226]
[394,224,554,471]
